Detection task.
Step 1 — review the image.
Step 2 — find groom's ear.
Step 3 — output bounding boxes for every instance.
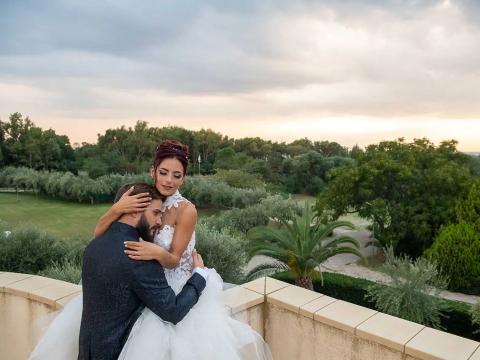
[126,211,141,223]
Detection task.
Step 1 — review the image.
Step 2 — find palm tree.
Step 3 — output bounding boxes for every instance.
[247,203,364,290]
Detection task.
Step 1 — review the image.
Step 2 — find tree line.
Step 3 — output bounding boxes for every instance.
[0,112,354,194]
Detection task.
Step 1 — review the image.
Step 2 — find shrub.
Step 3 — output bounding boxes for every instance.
[0,225,67,274]
[195,223,247,284]
[425,222,480,294]
[204,207,269,234]
[366,247,448,329]
[210,169,264,189]
[203,195,302,234]
[40,258,82,284]
[258,195,302,222]
[471,302,480,333]
[0,166,154,203]
[456,181,480,232]
[181,176,268,209]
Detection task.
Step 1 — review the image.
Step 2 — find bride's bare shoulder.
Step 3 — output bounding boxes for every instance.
[178,200,197,217]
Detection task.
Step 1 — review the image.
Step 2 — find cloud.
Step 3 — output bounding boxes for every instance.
[0,0,479,147]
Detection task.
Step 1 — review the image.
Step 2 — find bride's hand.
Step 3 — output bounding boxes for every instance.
[124,239,163,261]
[113,186,152,216]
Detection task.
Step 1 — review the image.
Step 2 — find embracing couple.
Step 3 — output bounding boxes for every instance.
[30,140,271,360]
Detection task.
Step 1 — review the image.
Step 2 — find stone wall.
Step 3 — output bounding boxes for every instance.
[2,272,480,360]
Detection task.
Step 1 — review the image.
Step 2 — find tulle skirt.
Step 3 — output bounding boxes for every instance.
[29,269,271,360]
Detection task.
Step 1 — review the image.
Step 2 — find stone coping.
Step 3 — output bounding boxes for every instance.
[240,277,480,360]
[2,272,480,359]
[0,272,82,309]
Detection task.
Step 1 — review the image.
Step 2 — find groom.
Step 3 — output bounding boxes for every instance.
[78,183,207,360]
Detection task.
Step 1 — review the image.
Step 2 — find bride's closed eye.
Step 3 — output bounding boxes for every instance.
[158,170,182,179]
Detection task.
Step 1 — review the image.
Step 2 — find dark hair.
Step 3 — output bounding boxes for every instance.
[114,183,165,203]
[153,140,190,175]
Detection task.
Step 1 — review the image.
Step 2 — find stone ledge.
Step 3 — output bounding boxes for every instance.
[241,277,290,295]
[30,282,82,307]
[266,284,322,313]
[469,346,480,360]
[1,272,82,309]
[3,273,480,360]
[299,295,337,319]
[4,275,68,300]
[222,286,264,314]
[405,327,480,360]
[313,300,377,334]
[0,272,34,291]
[356,312,424,352]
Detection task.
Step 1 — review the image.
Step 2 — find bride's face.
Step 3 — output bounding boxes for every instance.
[151,157,185,197]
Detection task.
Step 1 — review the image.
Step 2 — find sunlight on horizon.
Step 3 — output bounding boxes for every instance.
[31,114,480,152]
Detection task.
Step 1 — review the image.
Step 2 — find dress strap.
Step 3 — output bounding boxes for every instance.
[161,190,185,212]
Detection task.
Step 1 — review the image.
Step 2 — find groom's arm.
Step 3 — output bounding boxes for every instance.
[131,260,206,325]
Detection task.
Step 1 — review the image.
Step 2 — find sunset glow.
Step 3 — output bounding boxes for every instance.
[1,1,479,150]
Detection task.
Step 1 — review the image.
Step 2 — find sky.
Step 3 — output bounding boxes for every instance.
[1,0,480,150]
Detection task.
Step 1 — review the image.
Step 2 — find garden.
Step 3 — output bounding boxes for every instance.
[1,114,480,341]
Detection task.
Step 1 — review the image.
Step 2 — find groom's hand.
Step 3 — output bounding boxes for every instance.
[192,249,204,269]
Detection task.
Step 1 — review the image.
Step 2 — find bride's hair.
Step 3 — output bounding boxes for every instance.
[153,140,190,175]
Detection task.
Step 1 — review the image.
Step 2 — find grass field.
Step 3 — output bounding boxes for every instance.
[0,193,112,239]
[0,193,221,239]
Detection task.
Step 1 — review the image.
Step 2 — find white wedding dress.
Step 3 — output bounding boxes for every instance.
[30,191,271,360]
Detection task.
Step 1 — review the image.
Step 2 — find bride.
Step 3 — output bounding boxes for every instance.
[29,140,271,360]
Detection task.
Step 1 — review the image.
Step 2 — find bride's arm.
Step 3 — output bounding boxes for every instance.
[93,186,152,237]
[124,204,197,269]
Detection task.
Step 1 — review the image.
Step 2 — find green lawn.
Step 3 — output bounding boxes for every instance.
[0,193,112,239]
[0,192,221,239]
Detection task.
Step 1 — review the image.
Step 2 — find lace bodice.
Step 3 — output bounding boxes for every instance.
[153,191,195,294]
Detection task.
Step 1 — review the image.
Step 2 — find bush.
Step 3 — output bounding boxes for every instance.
[456,181,480,232]
[366,247,448,329]
[195,223,247,284]
[471,302,480,333]
[425,222,480,294]
[273,271,479,341]
[203,195,302,234]
[210,169,264,189]
[0,166,151,203]
[204,207,269,234]
[0,225,67,274]
[40,258,82,284]
[181,175,268,209]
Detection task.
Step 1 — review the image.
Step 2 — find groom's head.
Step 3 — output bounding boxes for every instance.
[115,183,165,242]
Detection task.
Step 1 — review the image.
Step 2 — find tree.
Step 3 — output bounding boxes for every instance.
[456,181,480,232]
[213,147,253,171]
[281,151,353,195]
[466,154,480,177]
[286,138,314,156]
[0,113,75,171]
[349,144,363,160]
[247,204,363,290]
[233,137,272,159]
[314,141,348,157]
[317,138,473,257]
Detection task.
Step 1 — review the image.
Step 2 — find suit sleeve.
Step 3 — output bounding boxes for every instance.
[131,260,206,325]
